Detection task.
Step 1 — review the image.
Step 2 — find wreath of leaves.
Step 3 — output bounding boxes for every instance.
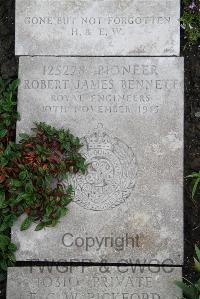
[0,79,87,280]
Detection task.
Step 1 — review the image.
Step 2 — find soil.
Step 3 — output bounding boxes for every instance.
[182,41,200,281]
[0,0,200,298]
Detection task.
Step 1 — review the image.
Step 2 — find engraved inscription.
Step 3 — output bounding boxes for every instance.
[16,0,180,55]
[68,124,137,211]
[7,267,181,299]
[23,15,172,39]
[22,62,182,117]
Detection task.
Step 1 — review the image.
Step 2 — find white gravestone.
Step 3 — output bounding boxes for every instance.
[12,56,184,264]
[7,266,182,299]
[15,0,180,56]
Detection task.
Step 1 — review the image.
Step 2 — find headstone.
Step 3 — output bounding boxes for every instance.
[15,0,180,56]
[13,56,184,264]
[7,266,182,298]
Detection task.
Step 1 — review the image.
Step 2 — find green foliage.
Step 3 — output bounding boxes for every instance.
[181,0,200,46]
[186,171,200,200]
[175,245,200,299]
[0,79,87,280]
[194,245,200,273]
[0,234,16,271]
[0,79,20,148]
[175,280,200,299]
[0,79,19,281]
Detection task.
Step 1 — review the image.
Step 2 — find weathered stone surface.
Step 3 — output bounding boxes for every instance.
[15,0,180,56]
[7,266,182,298]
[13,56,184,264]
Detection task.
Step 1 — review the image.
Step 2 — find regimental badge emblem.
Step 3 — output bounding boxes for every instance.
[69,124,137,211]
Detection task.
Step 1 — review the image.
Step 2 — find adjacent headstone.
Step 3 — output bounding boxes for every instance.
[15,0,180,56]
[13,56,184,264]
[7,266,182,298]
